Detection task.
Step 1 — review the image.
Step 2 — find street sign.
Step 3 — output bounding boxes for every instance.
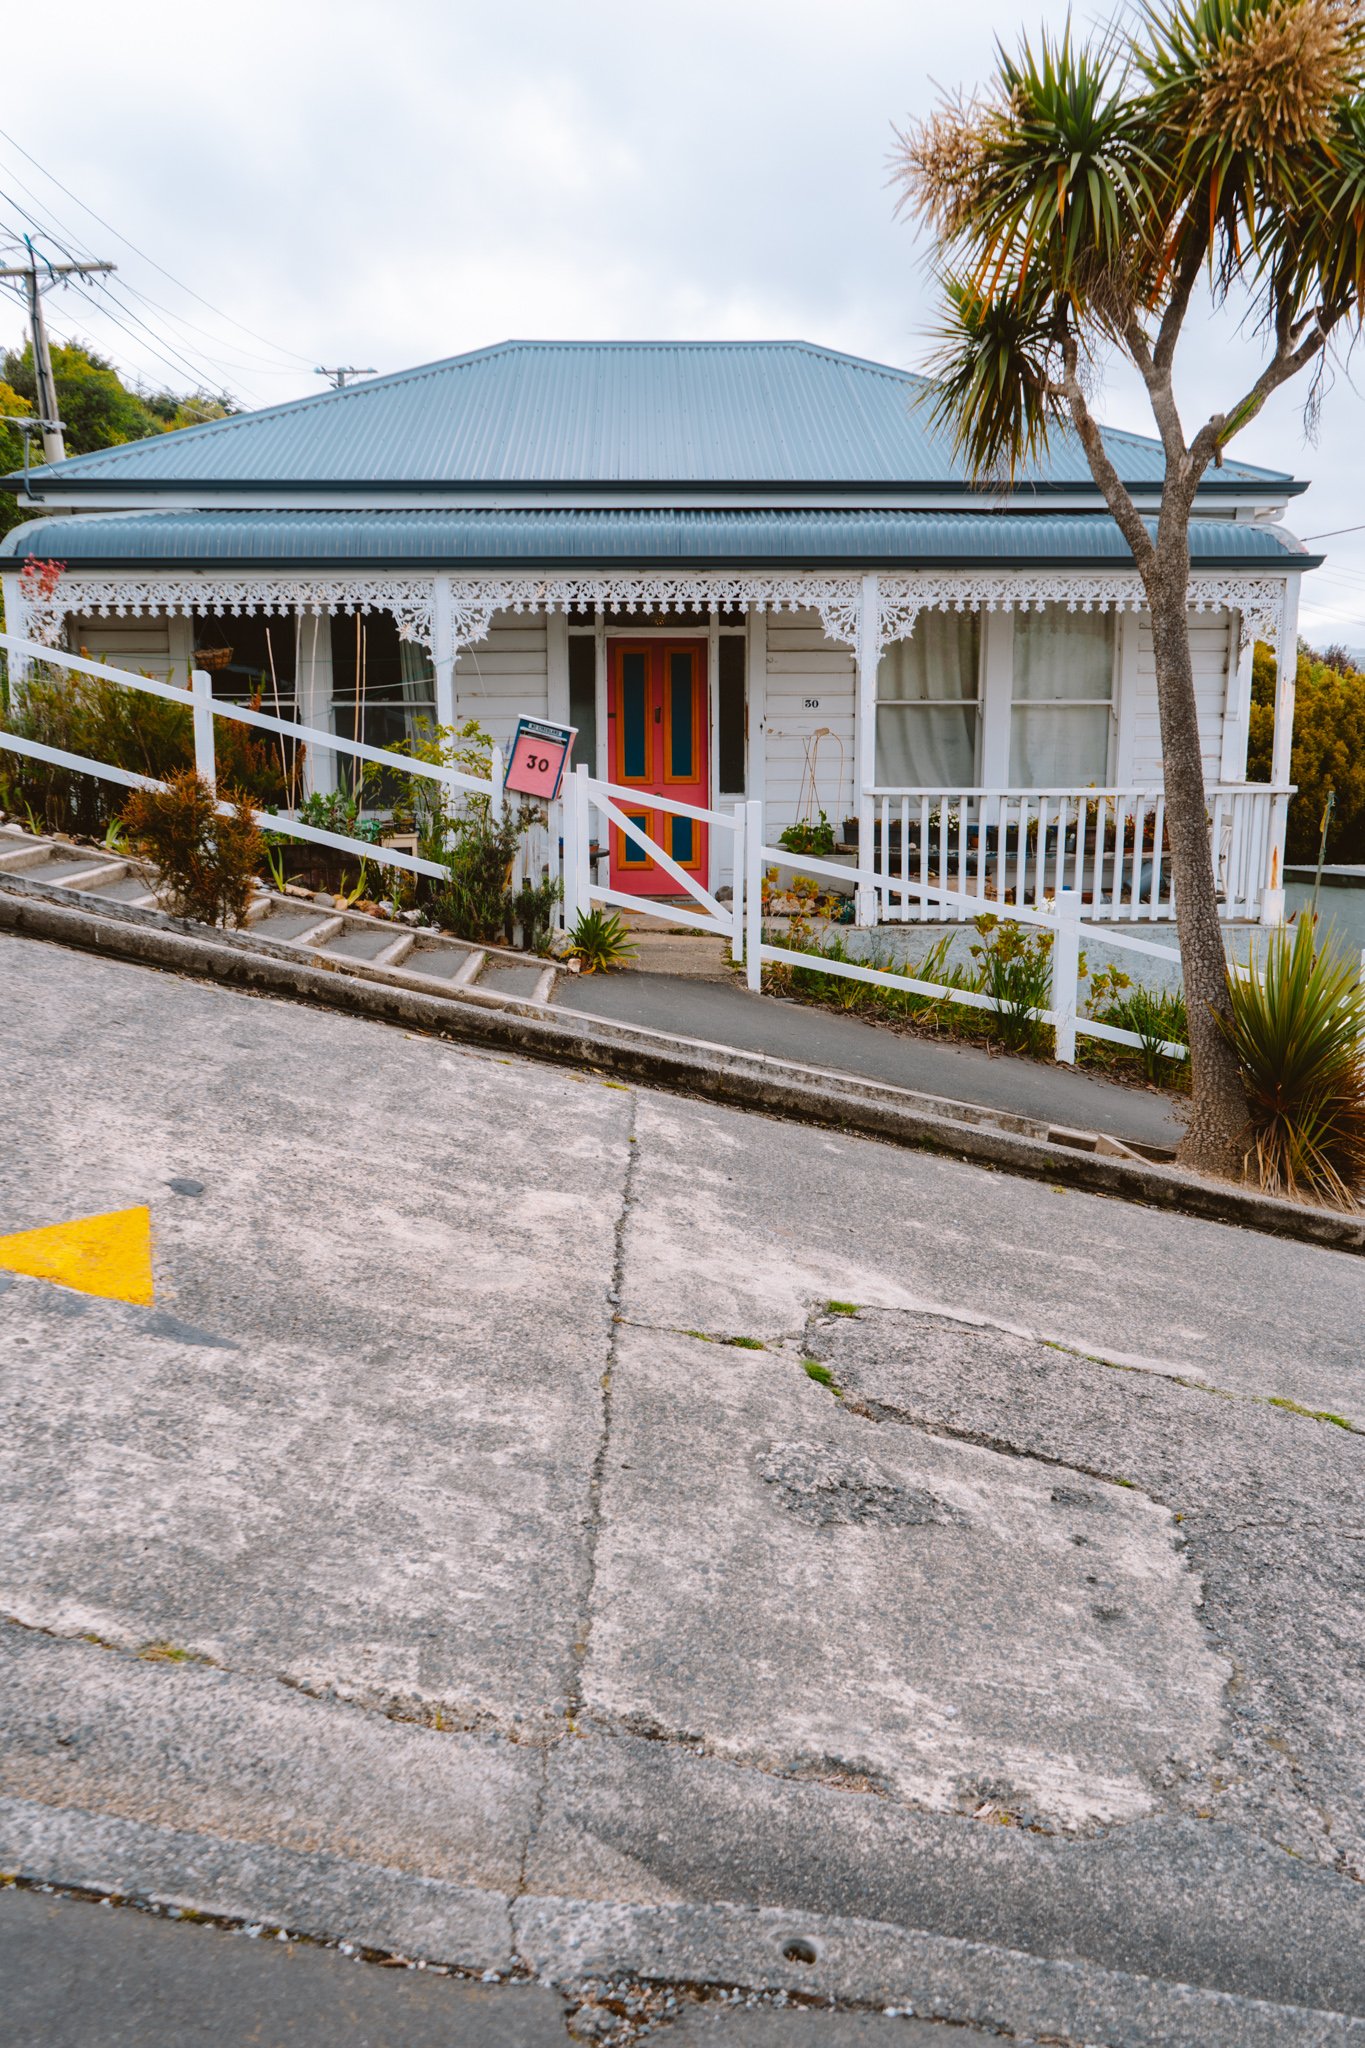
[504,717,577,801]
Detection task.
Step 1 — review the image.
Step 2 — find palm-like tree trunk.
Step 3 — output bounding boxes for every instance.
[1146,534,1249,1173]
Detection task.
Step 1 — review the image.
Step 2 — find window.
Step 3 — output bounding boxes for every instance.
[717,633,746,793]
[875,612,980,786]
[568,633,597,771]
[193,612,297,717]
[329,612,436,799]
[1009,609,1115,786]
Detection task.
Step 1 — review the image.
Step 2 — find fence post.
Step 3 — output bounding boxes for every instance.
[730,801,746,965]
[1052,887,1081,1065]
[745,798,763,992]
[560,777,580,930]
[490,743,505,822]
[190,669,216,792]
[575,763,593,927]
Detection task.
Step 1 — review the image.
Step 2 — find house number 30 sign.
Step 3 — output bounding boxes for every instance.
[504,717,578,800]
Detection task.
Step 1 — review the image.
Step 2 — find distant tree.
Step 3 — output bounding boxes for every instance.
[1248,641,1365,863]
[891,0,1365,1177]
[0,378,34,539]
[2,341,235,458]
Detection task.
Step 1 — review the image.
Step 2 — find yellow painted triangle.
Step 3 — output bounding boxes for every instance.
[0,1206,154,1306]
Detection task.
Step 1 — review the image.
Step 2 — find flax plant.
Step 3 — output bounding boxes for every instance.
[891,0,1365,1176]
[1220,919,1365,1204]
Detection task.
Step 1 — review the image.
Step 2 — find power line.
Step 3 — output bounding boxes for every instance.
[0,191,265,403]
[0,121,316,366]
[0,160,301,375]
[1300,522,1365,543]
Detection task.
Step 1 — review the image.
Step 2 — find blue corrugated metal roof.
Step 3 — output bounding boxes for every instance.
[6,341,1293,492]
[0,506,1314,568]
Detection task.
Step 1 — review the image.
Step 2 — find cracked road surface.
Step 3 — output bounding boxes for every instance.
[2,932,1364,2046]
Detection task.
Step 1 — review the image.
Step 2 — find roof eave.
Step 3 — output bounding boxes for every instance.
[2,473,1305,499]
[5,548,1321,573]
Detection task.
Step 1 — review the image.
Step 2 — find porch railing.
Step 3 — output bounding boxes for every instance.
[867,784,1290,925]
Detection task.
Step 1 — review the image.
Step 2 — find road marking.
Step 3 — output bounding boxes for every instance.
[0,1206,154,1306]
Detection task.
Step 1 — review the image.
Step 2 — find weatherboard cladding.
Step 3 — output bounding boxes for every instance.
[8,341,1290,492]
[0,508,1308,569]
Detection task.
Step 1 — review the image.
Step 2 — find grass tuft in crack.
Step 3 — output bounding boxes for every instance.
[1269,1396,1354,1430]
[825,1300,859,1317]
[803,1359,843,1396]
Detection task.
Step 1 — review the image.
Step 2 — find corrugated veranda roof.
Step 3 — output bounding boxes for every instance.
[0,506,1315,569]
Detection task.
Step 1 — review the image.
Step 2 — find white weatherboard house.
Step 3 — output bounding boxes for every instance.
[1,339,1314,924]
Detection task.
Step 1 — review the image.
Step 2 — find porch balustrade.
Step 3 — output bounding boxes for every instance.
[866,784,1290,925]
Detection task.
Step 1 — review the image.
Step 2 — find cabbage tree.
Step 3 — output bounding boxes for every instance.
[892,0,1365,1175]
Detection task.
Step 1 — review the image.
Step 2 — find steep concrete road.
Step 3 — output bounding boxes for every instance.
[1,931,1363,2046]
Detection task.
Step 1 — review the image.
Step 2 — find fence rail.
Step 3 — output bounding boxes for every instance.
[746,803,1186,1068]
[0,633,501,885]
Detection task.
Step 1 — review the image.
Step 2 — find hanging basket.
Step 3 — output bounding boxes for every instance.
[193,645,234,672]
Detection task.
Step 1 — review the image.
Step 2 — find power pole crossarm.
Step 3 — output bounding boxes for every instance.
[0,253,117,465]
[315,366,377,390]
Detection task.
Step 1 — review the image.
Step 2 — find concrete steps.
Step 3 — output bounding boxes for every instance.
[0,825,562,1012]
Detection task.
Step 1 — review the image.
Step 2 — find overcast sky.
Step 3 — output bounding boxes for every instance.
[2,0,1362,644]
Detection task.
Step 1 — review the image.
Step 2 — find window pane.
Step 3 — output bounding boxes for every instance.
[196,612,297,714]
[875,702,977,785]
[1012,608,1114,702]
[669,651,695,778]
[717,633,745,792]
[1009,705,1111,785]
[671,814,695,862]
[621,810,651,865]
[877,612,980,702]
[621,652,648,778]
[568,634,597,771]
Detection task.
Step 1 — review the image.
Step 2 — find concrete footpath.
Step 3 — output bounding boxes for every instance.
[2,932,1364,2046]
[567,955,1186,1152]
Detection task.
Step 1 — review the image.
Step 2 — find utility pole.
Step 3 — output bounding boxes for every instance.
[315,365,376,389]
[0,238,116,463]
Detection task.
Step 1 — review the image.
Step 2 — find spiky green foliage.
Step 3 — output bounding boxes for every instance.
[893,0,1365,478]
[1219,919,1365,1205]
[566,908,637,974]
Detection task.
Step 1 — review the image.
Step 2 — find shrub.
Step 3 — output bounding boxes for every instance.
[1086,967,1189,1086]
[0,668,295,836]
[971,914,1053,1055]
[1,664,191,836]
[1219,918,1365,1207]
[430,806,525,941]
[509,874,563,954]
[121,770,265,928]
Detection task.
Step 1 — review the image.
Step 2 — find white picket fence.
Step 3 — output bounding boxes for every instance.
[1,634,1188,1066]
[736,802,1186,1068]
[0,634,502,886]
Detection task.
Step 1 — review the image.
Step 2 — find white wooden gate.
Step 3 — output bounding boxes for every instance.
[559,764,746,961]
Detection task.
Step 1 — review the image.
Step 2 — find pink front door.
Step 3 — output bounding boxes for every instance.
[606,641,709,896]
